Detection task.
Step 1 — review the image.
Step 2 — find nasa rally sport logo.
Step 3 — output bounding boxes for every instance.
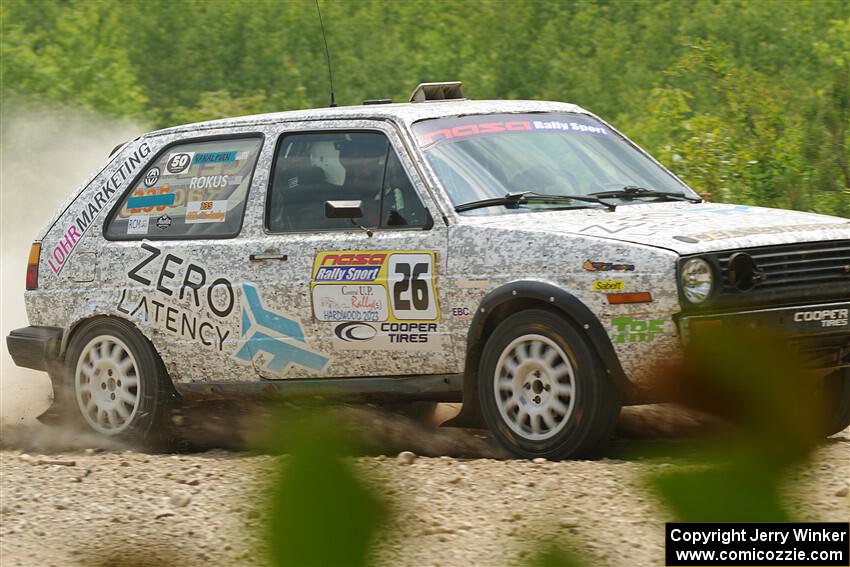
[166,152,193,174]
[334,322,377,342]
[143,167,160,188]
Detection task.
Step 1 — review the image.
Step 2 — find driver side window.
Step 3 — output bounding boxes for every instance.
[266,131,430,232]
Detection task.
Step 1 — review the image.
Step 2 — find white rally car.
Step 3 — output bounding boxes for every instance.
[7,82,850,458]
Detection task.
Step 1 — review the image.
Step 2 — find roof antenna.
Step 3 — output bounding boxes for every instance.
[315,0,337,108]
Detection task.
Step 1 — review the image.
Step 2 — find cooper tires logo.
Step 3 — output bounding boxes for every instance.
[334,322,377,342]
[793,308,848,328]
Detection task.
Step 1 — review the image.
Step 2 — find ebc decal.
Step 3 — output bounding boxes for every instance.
[310,250,439,323]
[46,141,151,275]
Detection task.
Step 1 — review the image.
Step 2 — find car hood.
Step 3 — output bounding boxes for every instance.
[471,202,850,254]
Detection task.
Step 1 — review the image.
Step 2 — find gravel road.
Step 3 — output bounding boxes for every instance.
[1,407,848,567]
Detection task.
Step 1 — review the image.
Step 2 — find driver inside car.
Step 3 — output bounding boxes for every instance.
[337,138,388,227]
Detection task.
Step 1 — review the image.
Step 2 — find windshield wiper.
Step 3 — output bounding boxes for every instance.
[589,185,702,203]
[455,191,616,213]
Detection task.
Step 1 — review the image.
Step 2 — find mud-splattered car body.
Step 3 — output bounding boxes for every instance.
[7,88,850,456]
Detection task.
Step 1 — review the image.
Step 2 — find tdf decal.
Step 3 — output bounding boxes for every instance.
[612,317,666,343]
[235,284,329,373]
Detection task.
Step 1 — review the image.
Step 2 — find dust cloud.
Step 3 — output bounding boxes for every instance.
[0,105,146,428]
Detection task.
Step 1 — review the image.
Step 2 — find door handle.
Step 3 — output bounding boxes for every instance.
[249,253,288,262]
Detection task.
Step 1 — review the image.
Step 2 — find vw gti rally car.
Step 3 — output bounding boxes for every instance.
[7,82,850,458]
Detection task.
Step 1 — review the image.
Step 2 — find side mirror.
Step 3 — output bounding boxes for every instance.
[325,200,363,219]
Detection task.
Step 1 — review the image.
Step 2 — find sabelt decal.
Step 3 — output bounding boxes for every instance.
[592,280,625,292]
[185,200,227,223]
[311,250,439,323]
[46,141,151,275]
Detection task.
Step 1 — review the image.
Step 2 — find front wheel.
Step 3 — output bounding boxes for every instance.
[62,318,174,444]
[478,309,621,459]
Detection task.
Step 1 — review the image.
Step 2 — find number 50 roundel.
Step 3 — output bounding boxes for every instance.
[310,250,439,323]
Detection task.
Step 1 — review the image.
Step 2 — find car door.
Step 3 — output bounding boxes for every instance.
[240,120,453,379]
[102,130,266,383]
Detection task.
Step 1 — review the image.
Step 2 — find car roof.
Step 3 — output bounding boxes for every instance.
[146,99,590,138]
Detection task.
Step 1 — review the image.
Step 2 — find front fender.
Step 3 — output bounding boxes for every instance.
[447,279,629,428]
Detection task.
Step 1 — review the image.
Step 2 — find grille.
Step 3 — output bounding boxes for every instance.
[717,239,850,292]
[681,239,850,311]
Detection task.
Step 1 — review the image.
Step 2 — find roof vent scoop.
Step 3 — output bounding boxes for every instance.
[409,81,464,103]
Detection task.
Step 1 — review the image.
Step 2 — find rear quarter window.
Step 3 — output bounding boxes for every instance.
[105,136,263,240]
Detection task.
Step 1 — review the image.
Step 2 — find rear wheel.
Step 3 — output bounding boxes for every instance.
[478,309,621,459]
[63,318,174,444]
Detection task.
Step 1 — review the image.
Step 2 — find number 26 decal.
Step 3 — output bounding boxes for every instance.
[388,254,438,320]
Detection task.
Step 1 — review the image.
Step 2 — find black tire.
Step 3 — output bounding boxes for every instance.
[822,368,850,437]
[60,317,176,446]
[478,309,621,459]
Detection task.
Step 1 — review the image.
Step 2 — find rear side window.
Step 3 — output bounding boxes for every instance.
[266,131,430,232]
[106,136,262,239]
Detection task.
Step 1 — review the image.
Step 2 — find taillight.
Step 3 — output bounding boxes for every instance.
[26,242,41,290]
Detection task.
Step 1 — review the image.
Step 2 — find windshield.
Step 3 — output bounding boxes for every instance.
[412,113,698,215]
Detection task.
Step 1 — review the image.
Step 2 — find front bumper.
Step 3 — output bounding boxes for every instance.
[6,326,63,372]
[679,301,850,370]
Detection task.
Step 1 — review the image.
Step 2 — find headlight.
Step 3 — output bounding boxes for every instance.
[680,258,714,304]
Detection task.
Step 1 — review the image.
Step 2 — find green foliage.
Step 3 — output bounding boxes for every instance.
[649,328,821,523]
[1,0,847,215]
[263,410,386,567]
